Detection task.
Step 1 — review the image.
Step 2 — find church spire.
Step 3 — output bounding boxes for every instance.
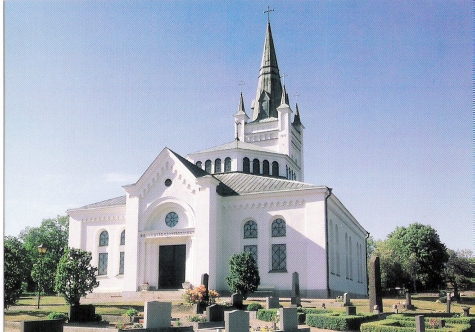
[292,103,302,127]
[251,21,283,121]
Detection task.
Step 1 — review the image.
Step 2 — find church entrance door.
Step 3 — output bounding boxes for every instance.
[158,244,186,289]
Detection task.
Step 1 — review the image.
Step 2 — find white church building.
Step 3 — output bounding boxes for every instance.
[68,21,369,298]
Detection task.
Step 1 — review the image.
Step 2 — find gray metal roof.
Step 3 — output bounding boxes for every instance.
[189,140,279,155]
[71,195,126,211]
[214,172,323,196]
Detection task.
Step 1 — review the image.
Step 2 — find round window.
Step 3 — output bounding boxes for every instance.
[165,179,172,187]
[165,212,179,227]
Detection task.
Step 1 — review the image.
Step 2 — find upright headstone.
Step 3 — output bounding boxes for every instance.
[279,307,298,331]
[369,256,383,313]
[462,307,470,317]
[266,296,280,309]
[405,292,415,310]
[231,293,243,309]
[144,301,172,329]
[346,306,356,316]
[225,310,249,332]
[201,273,209,303]
[343,293,350,306]
[415,315,425,332]
[446,293,451,313]
[207,304,225,322]
[291,272,301,306]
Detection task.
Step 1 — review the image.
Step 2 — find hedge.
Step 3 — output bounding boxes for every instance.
[257,309,278,322]
[386,314,475,331]
[306,313,379,331]
[360,319,472,332]
[300,308,331,315]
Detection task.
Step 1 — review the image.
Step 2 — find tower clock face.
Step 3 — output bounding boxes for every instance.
[165,212,178,228]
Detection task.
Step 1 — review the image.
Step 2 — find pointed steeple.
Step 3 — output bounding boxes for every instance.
[237,92,247,115]
[251,21,283,121]
[292,103,302,127]
[280,84,290,106]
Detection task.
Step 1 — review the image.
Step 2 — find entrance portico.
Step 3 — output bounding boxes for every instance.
[138,229,194,291]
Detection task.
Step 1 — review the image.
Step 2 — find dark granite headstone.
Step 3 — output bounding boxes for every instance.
[231,293,243,309]
[415,315,425,332]
[405,292,415,310]
[290,272,301,306]
[201,273,209,303]
[346,306,356,316]
[368,256,383,313]
[207,304,224,322]
[69,304,96,322]
[21,319,63,332]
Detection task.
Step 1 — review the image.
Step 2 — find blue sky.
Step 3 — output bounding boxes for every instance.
[5,1,472,250]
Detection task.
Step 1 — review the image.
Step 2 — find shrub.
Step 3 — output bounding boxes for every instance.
[306,313,379,331]
[361,319,472,332]
[257,309,278,322]
[47,312,68,321]
[126,308,138,318]
[300,308,331,315]
[183,285,220,305]
[247,303,263,311]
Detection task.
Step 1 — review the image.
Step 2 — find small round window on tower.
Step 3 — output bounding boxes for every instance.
[165,179,172,187]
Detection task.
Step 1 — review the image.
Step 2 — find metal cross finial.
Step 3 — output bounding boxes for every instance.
[238,80,245,93]
[281,73,288,86]
[264,6,274,23]
[294,92,300,103]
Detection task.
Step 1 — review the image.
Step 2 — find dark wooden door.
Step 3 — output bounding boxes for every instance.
[158,245,186,289]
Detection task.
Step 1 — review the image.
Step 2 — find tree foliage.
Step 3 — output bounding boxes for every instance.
[4,236,30,308]
[444,249,473,300]
[374,223,448,291]
[226,252,260,299]
[55,248,99,305]
[19,216,69,292]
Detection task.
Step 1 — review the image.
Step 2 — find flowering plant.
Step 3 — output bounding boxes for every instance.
[183,284,220,305]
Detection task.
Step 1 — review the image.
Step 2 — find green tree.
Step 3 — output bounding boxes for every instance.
[226,252,260,299]
[20,216,69,292]
[384,223,448,291]
[4,236,29,308]
[55,248,99,306]
[444,249,473,300]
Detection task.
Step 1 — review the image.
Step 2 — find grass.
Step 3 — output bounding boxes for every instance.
[5,294,475,323]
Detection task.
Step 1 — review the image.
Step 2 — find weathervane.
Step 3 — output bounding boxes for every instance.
[264,6,274,23]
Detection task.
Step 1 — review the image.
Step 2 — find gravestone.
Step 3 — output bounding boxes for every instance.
[21,319,63,332]
[462,307,470,317]
[231,293,243,309]
[266,296,280,309]
[207,304,225,322]
[225,310,249,332]
[343,293,350,306]
[405,292,415,310]
[69,304,96,322]
[393,304,399,314]
[368,256,383,313]
[446,293,451,314]
[279,307,298,331]
[291,272,301,306]
[144,301,171,329]
[201,273,209,303]
[373,305,380,314]
[346,306,356,316]
[415,315,425,332]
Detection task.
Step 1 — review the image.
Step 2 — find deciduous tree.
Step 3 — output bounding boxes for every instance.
[4,236,29,308]
[55,248,99,306]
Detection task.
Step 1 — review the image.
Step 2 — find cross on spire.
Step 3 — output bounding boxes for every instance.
[294,92,300,103]
[264,6,274,23]
[281,73,288,86]
[238,80,245,93]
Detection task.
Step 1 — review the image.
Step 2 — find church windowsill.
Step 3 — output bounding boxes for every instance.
[269,269,287,273]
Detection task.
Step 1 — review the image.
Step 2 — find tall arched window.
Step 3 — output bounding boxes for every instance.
[263,160,270,175]
[215,158,222,173]
[224,157,231,172]
[243,157,250,173]
[99,231,109,246]
[272,161,279,176]
[253,159,260,174]
[196,161,202,169]
[243,220,258,238]
[205,160,212,173]
[120,230,125,245]
[271,218,286,237]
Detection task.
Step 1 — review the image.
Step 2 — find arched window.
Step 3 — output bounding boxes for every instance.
[215,158,222,173]
[272,161,279,177]
[271,218,286,237]
[263,160,270,175]
[120,230,125,245]
[205,160,212,173]
[224,157,232,172]
[243,157,250,173]
[253,159,260,174]
[196,161,202,169]
[99,231,109,246]
[243,220,258,238]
